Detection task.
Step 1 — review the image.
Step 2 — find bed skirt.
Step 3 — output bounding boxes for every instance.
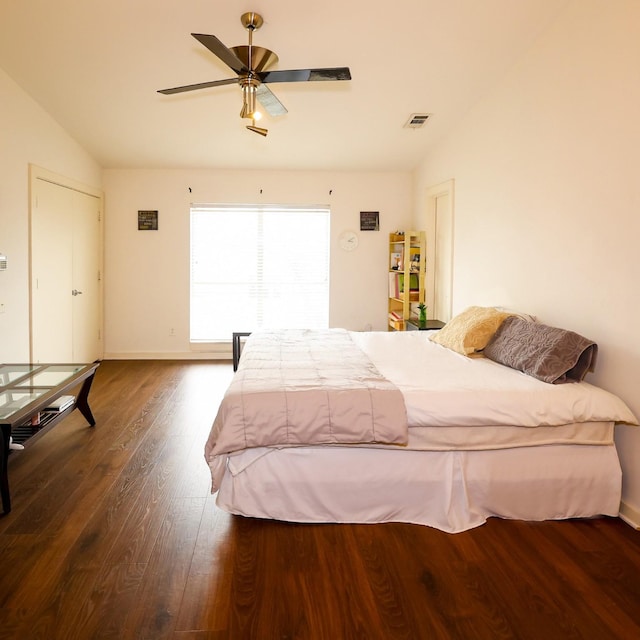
[215,442,622,533]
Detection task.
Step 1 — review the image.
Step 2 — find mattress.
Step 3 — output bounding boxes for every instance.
[400,420,613,450]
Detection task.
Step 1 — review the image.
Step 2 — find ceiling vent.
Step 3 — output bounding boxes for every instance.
[404,113,431,129]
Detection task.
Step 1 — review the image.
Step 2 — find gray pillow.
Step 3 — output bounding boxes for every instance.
[483,316,597,384]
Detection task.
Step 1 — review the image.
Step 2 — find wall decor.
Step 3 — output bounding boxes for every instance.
[360,211,379,231]
[138,210,158,230]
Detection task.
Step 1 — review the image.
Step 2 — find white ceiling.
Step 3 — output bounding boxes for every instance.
[0,0,569,172]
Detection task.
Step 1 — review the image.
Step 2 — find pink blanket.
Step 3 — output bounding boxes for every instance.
[205,329,408,490]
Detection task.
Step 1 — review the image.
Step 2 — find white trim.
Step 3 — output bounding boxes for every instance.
[619,500,640,529]
[104,339,234,360]
[189,341,229,353]
[30,164,103,199]
[103,351,232,361]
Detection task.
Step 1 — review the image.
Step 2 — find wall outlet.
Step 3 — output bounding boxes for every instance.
[0,303,5,314]
[169,327,175,336]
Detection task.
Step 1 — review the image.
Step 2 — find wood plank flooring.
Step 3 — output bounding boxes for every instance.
[1,360,639,639]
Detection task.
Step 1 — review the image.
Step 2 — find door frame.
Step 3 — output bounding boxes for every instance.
[425,179,455,323]
[28,164,104,362]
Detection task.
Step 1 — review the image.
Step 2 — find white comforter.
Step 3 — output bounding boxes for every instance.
[351,331,637,428]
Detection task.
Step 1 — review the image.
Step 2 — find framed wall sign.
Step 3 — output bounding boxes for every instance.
[360,211,379,231]
[138,210,158,230]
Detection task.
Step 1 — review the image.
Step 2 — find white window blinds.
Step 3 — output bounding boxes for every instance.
[190,203,330,341]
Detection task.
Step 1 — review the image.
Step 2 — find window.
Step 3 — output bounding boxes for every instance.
[190,203,330,341]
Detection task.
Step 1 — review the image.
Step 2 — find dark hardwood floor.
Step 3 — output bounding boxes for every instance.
[1,360,639,639]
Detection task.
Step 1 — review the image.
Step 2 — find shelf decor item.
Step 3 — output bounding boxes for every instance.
[418,303,427,326]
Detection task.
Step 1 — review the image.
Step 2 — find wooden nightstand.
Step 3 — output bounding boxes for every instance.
[405,319,446,331]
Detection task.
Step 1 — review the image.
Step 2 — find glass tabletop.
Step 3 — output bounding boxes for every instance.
[0,363,96,422]
[0,390,49,420]
[0,364,86,390]
[14,365,86,388]
[0,365,39,386]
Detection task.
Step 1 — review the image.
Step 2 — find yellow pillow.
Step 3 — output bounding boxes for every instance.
[430,306,514,356]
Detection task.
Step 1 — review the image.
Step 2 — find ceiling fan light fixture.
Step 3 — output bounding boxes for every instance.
[240,80,263,120]
[240,83,256,118]
[247,122,268,137]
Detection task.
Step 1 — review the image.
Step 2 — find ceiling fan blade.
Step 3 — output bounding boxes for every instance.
[259,67,352,83]
[256,84,288,116]
[158,77,237,95]
[191,33,248,75]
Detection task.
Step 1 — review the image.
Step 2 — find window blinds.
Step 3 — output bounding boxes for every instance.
[190,203,330,341]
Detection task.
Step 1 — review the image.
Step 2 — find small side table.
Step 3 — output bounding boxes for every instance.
[232,332,252,371]
[405,319,446,331]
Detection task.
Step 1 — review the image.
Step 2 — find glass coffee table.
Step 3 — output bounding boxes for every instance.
[0,362,100,513]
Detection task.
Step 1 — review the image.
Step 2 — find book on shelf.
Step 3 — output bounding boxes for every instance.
[389,272,420,298]
[388,272,399,298]
[388,310,403,322]
[398,273,419,292]
[44,395,75,412]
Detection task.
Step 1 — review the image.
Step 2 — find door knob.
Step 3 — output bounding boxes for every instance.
[72,289,83,296]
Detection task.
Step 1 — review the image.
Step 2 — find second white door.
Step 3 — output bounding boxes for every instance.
[30,172,103,363]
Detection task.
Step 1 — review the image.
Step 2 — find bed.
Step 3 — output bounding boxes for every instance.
[204,308,637,533]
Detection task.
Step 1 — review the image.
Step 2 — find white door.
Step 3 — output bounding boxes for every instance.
[426,180,454,323]
[71,190,102,361]
[30,170,103,363]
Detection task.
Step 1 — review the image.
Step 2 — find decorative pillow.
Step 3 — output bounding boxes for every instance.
[494,307,537,323]
[429,306,515,356]
[484,316,598,384]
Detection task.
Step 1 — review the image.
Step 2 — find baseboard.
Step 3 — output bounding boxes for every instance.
[103,351,231,361]
[619,500,640,529]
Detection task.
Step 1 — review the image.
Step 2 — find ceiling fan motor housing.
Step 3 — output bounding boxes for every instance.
[240,12,263,31]
[230,46,278,74]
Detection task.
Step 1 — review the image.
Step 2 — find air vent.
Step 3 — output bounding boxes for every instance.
[404,113,431,129]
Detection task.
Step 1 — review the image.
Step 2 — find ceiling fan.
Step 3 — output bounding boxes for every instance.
[158,12,352,137]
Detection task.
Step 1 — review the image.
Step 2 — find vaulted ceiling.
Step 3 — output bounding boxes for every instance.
[0,1,569,171]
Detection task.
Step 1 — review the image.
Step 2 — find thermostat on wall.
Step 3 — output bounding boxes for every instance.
[0,254,7,270]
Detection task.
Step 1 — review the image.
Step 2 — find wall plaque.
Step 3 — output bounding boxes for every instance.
[360,211,379,231]
[138,210,158,230]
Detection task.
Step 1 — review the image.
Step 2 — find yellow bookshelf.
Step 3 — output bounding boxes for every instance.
[388,231,426,331]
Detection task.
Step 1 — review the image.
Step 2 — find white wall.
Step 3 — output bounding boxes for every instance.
[413,0,640,519]
[0,68,102,361]
[102,169,411,359]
